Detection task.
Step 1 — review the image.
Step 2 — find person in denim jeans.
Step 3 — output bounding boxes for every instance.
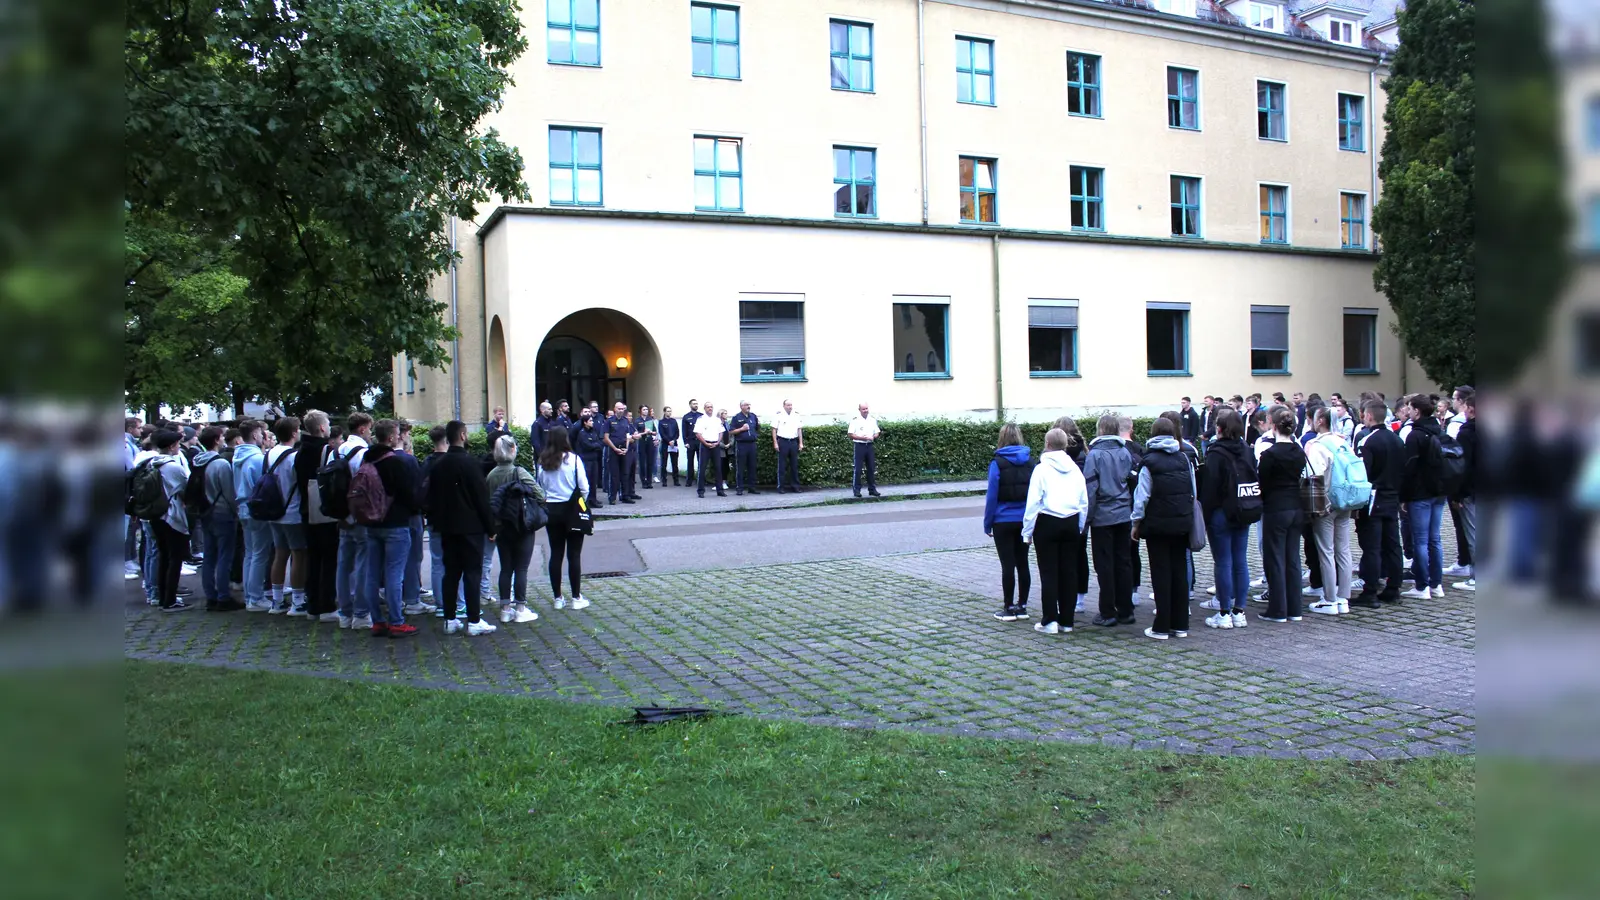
[360,419,423,637]
[335,413,375,626]
[194,426,242,611]
[1199,410,1256,629]
[1398,394,1448,599]
[231,421,275,612]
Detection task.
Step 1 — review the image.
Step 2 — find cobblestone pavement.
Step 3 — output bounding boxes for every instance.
[592,478,985,519]
[125,503,1475,760]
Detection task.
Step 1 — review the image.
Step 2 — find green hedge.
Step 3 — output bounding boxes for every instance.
[417,419,1156,487]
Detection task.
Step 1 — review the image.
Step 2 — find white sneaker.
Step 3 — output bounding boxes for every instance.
[1431,586,1445,599]
[317,612,342,624]
[500,604,517,623]
[1249,576,1267,589]
[338,615,354,629]
[1336,600,1350,614]
[552,596,567,610]
[402,602,436,616]
[1206,584,1217,595]
[1351,577,1365,591]
[1403,556,1414,570]
[181,564,199,576]
[570,596,591,610]
[1252,592,1270,604]
[466,619,498,636]
[1200,598,1221,610]
[444,619,463,635]
[1453,579,1476,592]
[419,588,435,599]
[1143,626,1168,641]
[125,570,141,580]
[268,601,290,615]
[1130,592,1140,607]
[1401,587,1430,600]
[1309,600,1340,615]
[1205,612,1233,629]
[1074,597,1086,613]
[247,600,273,612]
[1301,569,1311,582]
[1033,621,1059,635]
[1443,564,1472,578]
[1302,585,1322,597]
[352,615,373,629]
[287,604,310,618]
[1231,612,1248,628]
[513,603,539,623]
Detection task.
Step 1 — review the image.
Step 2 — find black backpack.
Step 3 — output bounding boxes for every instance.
[126,458,172,521]
[183,456,214,517]
[491,477,547,535]
[247,451,294,521]
[1219,447,1264,527]
[317,448,353,520]
[1429,432,1468,498]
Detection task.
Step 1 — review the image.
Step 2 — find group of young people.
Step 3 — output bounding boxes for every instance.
[983,387,1478,640]
[125,411,596,637]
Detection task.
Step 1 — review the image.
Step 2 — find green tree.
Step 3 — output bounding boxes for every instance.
[125,0,530,411]
[1371,0,1476,390]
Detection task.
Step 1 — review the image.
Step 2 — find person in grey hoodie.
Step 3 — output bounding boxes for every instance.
[1083,414,1136,627]
[194,426,242,611]
[232,420,273,612]
[147,430,193,611]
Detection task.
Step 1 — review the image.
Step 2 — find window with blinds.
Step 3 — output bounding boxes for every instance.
[739,299,805,380]
[1028,301,1079,376]
[1250,304,1290,373]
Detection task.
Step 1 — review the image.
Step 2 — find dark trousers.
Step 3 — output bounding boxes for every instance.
[1449,501,1472,566]
[1034,513,1081,627]
[684,441,700,486]
[1146,534,1190,634]
[306,522,340,615]
[1130,536,1142,590]
[991,521,1030,611]
[1092,522,1135,620]
[697,446,725,495]
[776,437,800,489]
[607,451,627,502]
[734,442,757,492]
[852,441,877,494]
[1262,508,1305,619]
[231,521,245,584]
[661,444,680,484]
[1072,526,1090,596]
[546,502,585,598]
[625,449,640,496]
[1356,513,1402,600]
[719,444,732,485]
[1305,524,1322,589]
[441,532,485,624]
[497,530,536,603]
[638,442,655,487]
[152,519,188,608]
[580,453,602,505]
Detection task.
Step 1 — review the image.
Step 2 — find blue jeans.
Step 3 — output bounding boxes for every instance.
[1407,497,1446,589]
[365,526,411,625]
[1207,509,1251,613]
[481,539,495,598]
[429,526,466,606]
[141,521,159,603]
[404,514,424,604]
[240,519,274,607]
[201,514,237,602]
[337,525,370,618]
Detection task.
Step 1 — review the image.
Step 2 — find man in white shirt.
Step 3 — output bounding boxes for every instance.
[772,399,804,493]
[847,403,881,498]
[694,402,727,498]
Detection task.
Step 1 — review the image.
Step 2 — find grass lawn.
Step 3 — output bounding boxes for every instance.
[127,662,1472,898]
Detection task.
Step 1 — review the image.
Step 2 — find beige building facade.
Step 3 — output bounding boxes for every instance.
[397,0,1416,427]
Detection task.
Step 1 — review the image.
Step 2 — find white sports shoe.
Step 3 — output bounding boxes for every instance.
[1309,600,1340,615]
[402,602,436,616]
[181,564,199,576]
[1302,585,1323,597]
[1033,621,1059,635]
[1230,612,1248,628]
[1431,586,1445,599]
[500,604,517,623]
[1200,598,1221,610]
[570,596,591,610]
[466,619,498,636]
[1206,584,1217,595]
[1401,587,1431,600]
[338,615,354,629]
[1443,564,1473,578]
[287,605,310,618]
[1403,556,1414,570]
[1205,612,1233,629]
[1250,576,1267,589]
[352,615,373,629]
[444,619,463,635]
[1336,600,1350,614]
[513,603,539,623]
[552,596,567,610]
[317,612,342,624]
[1453,579,1476,592]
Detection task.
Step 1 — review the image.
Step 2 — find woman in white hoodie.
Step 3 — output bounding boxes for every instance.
[1022,428,1089,635]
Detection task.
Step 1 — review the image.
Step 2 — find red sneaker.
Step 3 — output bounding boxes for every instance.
[387,623,418,638]
[370,622,390,637]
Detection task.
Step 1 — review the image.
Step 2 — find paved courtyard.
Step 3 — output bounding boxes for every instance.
[125,494,1475,760]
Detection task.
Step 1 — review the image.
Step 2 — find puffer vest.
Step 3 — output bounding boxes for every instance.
[1140,450,1193,537]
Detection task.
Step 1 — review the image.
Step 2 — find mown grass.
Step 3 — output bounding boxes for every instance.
[127,662,1472,899]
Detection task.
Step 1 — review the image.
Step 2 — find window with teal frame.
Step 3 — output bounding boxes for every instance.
[830,20,873,92]
[549,127,602,206]
[1250,305,1290,374]
[548,0,600,66]
[1259,184,1287,244]
[1069,165,1103,231]
[1341,192,1366,249]
[739,300,805,381]
[832,146,875,217]
[956,38,994,105]
[1338,93,1365,151]
[1028,302,1079,376]
[892,301,950,378]
[1167,66,1198,129]
[1146,302,1190,376]
[1257,80,1285,141]
[1170,175,1200,237]
[960,156,997,224]
[691,3,739,79]
[1067,52,1101,117]
[694,137,742,211]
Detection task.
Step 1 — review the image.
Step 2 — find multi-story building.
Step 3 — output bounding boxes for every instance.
[397,0,1423,427]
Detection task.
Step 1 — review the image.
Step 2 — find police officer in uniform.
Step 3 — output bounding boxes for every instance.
[603,402,635,505]
[658,406,681,486]
[729,401,761,496]
[680,399,703,488]
[772,399,804,493]
[695,402,726,498]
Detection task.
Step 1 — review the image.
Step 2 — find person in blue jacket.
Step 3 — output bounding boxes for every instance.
[983,423,1037,622]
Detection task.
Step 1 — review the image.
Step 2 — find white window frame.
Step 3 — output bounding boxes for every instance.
[1247,2,1282,32]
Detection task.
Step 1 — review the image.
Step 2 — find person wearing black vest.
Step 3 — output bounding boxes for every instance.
[680,401,703,488]
[1257,406,1309,622]
[573,411,605,508]
[983,424,1036,622]
[1133,418,1195,640]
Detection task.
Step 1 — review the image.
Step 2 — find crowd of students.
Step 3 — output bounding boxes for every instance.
[983,388,1479,639]
[123,412,593,637]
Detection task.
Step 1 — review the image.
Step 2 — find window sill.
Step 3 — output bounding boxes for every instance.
[1169,234,1203,240]
[1339,146,1368,154]
[960,220,1001,227]
[1072,226,1106,234]
[1343,369,1380,376]
[741,375,807,383]
[1030,371,1080,378]
[1341,244,1367,251]
[696,207,745,214]
[1068,112,1103,120]
[551,202,605,209]
[1251,369,1292,376]
[834,213,879,220]
[1147,371,1192,378]
[894,373,953,380]
[958,100,996,107]
[831,86,875,94]
[692,73,741,81]
[1169,125,1202,132]
[1260,239,1289,246]
[1259,136,1288,143]
[548,60,602,68]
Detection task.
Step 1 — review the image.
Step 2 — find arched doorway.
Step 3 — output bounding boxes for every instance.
[488,316,509,416]
[534,309,662,412]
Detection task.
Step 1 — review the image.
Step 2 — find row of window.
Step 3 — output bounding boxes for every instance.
[550,127,1370,248]
[547,2,1368,152]
[736,299,1382,382]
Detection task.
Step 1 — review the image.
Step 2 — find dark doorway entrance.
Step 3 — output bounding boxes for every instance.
[535,336,609,411]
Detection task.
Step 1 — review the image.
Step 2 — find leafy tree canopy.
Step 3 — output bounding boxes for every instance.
[125,0,530,413]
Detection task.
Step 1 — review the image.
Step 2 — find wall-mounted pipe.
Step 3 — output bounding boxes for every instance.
[918,0,930,226]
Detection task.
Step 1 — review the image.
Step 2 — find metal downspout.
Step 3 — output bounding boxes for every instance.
[992,233,1004,421]
[450,217,462,420]
[917,0,930,225]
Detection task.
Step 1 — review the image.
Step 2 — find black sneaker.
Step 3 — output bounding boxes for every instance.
[207,598,246,612]
[1093,615,1120,627]
[161,598,195,613]
[868,490,882,497]
[748,489,761,495]
[620,498,636,504]
[1116,615,1136,625]
[1350,596,1382,609]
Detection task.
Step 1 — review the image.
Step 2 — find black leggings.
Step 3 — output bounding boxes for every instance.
[152,519,189,608]
[991,521,1030,610]
[547,503,585,599]
[442,532,485,624]
[497,530,536,604]
[1033,513,1082,627]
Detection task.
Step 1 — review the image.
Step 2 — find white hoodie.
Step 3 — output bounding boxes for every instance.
[1021,450,1089,543]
